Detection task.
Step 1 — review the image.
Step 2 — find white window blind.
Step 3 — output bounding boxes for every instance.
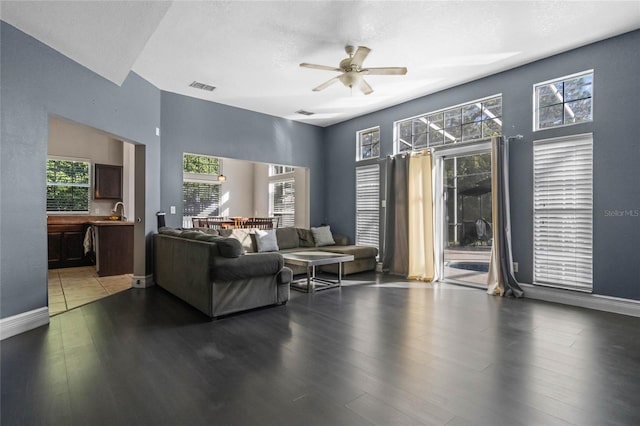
[533,134,593,291]
[270,179,295,228]
[355,164,380,249]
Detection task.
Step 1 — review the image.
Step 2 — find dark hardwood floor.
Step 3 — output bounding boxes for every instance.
[3,272,640,426]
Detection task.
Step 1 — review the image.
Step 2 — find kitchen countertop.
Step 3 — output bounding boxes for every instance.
[89,220,134,226]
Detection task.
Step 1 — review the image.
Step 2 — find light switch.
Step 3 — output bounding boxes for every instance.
[170,206,176,214]
[156,127,160,136]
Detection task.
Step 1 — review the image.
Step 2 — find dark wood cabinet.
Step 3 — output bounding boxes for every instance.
[48,224,90,269]
[93,223,133,277]
[94,164,123,200]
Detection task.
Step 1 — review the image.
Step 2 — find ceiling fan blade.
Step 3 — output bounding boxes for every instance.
[350,46,371,67]
[312,76,341,91]
[362,67,408,75]
[359,79,374,95]
[300,63,342,72]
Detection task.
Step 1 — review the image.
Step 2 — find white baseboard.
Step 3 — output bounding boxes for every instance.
[522,283,640,317]
[0,307,50,340]
[131,274,154,288]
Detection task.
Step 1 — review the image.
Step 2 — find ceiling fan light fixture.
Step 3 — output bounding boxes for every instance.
[300,45,406,96]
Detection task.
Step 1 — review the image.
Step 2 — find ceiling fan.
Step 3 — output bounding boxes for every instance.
[300,45,407,95]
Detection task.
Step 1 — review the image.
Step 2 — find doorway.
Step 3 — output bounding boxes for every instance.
[436,142,492,287]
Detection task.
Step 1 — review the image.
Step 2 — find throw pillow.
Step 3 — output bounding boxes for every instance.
[255,229,279,252]
[217,238,244,258]
[296,228,316,247]
[276,227,299,250]
[311,225,335,247]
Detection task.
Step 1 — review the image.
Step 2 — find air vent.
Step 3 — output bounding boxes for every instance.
[189,81,216,91]
[296,110,315,116]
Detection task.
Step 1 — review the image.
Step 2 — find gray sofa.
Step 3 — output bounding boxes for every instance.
[154,228,292,318]
[214,226,379,276]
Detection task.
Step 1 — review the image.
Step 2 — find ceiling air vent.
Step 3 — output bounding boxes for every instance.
[296,110,315,116]
[189,81,216,91]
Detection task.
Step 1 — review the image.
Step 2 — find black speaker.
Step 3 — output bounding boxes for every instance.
[156,211,166,229]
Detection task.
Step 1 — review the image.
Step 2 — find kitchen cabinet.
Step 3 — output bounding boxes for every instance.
[48,224,90,269]
[91,221,134,276]
[94,164,123,200]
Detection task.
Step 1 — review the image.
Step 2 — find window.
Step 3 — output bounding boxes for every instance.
[269,165,295,176]
[355,164,380,250]
[270,179,295,227]
[533,133,593,291]
[396,95,502,153]
[534,70,593,130]
[183,154,222,227]
[46,158,90,213]
[357,127,380,161]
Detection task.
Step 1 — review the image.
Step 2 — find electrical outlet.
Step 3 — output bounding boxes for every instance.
[513,262,519,273]
[170,206,176,214]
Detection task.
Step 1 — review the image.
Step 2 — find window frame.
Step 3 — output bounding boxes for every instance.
[269,177,296,228]
[182,153,223,227]
[533,69,594,131]
[356,126,381,162]
[46,156,92,214]
[394,94,502,154]
[532,133,593,292]
[355,164,381,251]
[269,164,295,176]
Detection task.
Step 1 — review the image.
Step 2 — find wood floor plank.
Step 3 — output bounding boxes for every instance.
[3,272,640,425]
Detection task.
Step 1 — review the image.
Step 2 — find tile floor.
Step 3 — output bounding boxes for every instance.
[48,266,132,316]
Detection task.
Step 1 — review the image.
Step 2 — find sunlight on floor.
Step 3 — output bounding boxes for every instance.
[48,266,132,316]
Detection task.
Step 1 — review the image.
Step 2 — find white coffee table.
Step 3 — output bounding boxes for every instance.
[282,251,355,293]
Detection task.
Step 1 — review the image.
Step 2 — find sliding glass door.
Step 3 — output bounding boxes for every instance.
[437,144,492,286]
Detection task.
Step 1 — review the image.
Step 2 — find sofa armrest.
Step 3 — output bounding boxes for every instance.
[332,233,349,246]
[211,253,284,281]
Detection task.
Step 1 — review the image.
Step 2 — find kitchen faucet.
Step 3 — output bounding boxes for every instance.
[112,201,126,221]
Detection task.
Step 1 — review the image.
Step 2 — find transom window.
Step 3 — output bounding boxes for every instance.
[269,165,295,176]
[534,70,593,130]
[396,95,502,153]
[357,127,380,161]
[183,153,222,227]
[46,158,91,213]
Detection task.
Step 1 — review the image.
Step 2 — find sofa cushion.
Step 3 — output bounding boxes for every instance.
[211,253,283,281]
[180,230,206,240]
[216,238,244,258]
[159,227,183,237]
[322,245,378,260]
[296,228,316,247]
[311,225,335,247]
[255,229,279,252]
[276,227,299,250]
[194,233,220,243]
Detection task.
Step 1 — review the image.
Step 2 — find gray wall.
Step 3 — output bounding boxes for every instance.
[324,30,640,300]
[0,22,162,318]
[159,92,325,228]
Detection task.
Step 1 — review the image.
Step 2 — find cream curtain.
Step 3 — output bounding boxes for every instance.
[407,152,435,281]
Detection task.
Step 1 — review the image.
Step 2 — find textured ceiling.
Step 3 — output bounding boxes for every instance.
[2,1,639,127]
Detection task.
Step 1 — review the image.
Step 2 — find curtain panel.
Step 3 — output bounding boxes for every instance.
[487,136,524,297]
[382,155,410,276]
[407,152,435,281]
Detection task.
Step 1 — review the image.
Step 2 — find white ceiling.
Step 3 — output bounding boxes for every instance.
[2,1,639,127]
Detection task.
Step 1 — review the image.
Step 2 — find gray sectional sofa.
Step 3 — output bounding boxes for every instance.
[214,226,379,276]
[154,228,292,318]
